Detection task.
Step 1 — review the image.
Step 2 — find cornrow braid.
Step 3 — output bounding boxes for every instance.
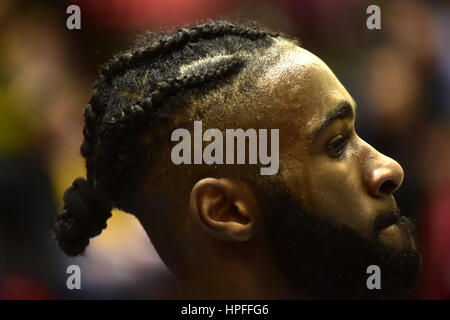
[98,21,278,83]
[54,20,282,256]
[97,57,245,202]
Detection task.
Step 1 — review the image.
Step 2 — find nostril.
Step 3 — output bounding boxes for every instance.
[379,180,398,195]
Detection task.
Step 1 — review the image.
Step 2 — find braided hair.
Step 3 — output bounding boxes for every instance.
[54,20,284,256]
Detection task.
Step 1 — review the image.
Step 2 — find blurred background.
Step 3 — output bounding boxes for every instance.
[0,0,448,299]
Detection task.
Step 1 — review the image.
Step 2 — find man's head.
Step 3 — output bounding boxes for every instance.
[54,21,421,299]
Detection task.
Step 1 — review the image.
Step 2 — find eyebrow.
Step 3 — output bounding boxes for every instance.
[312,101,355,137]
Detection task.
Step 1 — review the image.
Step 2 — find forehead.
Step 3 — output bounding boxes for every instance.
[258,39,355,137]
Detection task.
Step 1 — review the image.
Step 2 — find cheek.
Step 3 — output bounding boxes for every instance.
[309,160,359,207]
[307,136,368,203]
[283,154,360,208]
[297,153,373,236]
[279,136,376,237]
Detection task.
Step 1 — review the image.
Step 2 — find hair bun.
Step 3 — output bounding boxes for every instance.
[54,177,113,256]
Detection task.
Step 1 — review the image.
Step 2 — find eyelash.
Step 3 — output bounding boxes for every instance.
[327,135,349,158]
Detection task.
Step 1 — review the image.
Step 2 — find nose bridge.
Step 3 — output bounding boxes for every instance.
[360,139,404,197]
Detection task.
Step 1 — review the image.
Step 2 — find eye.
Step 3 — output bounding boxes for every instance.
[327,135,348,158]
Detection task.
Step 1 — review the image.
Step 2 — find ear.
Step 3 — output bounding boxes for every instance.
[189,178,259,241]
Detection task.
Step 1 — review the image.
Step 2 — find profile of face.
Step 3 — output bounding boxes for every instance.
[259,43,421,299]
[188,40,421,299]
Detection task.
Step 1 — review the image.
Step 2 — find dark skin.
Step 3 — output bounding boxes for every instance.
[140,39,416,299]
[262,41,412,250]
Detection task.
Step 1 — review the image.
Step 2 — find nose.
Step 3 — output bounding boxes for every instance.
[365,150,404,198]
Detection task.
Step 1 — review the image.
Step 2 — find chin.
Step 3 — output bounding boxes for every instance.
[378,217,418,252]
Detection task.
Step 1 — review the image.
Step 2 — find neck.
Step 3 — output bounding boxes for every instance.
[177,256,304,299]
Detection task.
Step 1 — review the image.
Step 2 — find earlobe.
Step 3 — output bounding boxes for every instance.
[190,178,257,241]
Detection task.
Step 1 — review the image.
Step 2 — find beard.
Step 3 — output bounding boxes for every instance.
[253,176,422,299]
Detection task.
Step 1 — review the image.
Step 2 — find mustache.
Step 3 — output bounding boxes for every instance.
[373,206,401,232]
[373,206,417,236]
